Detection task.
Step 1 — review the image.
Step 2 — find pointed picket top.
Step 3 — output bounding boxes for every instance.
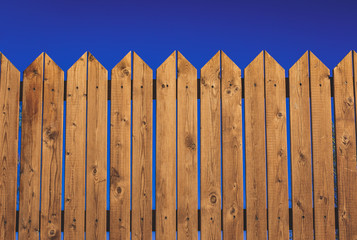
[24,53,44,80]
[177,51,196,72]
[221,51,241,82]
[309,51,330,76]
[201,51,220,74]
[112,51,131,76]
[88,52,107,73]
[133,51,153,72]
[289,51,309,75]
[264,51,285,76]
[157,51,176,72]
[334,51,353,73]
[44,53,64,74]
[245,51,264,75]
[0,52,20,76]
[68,52,88,73]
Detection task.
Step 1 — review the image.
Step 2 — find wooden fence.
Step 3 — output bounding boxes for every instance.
[0,50,357,240]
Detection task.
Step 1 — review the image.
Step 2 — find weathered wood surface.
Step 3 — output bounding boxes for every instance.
[177,51,198,240]
[110,52,131,240]
[289,52,314,240]
[64,52,88,240]
[156,51,176,239]
[221,51,244,240]
[0,53,20,240]
[132,52,153,240]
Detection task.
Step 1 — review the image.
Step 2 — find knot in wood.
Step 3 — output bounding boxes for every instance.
[48,229,56,237]
[277,112,283,118]
[210,195,217,204]
[117,187,122,194]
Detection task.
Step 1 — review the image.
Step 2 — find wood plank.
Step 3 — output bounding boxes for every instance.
[156,51,176,239]
[110,52,131,240]
[40,54,64,240]
[86,53,108,240]
[310,52,335,240]
[334,51,357,240]
[244,51,267,240]
[221,51,243,240]
[200,51,221,239]
[18,53,44,240]
[64,52,87,240]
[289,52,314,240]
[265,52,289,239]
[132,52,153,240]
[177,51,198,240]
[0,53,20,240]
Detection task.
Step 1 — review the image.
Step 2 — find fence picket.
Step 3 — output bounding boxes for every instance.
[110,52,131,240]
[200,51,221,239]
[19,54,44,240]
[40,54,64,240]
[64,52,88,240]
[310,52,335,240]
[177,51,198,240]
[289,52,314,240]
[132,52,153,240]
[0,53,20,240]
[334,51,357,240]
[244,51,267,240]
[221,51,244,240]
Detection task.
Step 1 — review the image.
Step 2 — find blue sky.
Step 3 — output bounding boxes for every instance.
[1,0,356,72]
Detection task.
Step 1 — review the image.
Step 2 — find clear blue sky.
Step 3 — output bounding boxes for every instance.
[1,0,356,73]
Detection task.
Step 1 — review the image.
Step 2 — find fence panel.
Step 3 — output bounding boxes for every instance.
[19,54,44,240]
[64,52,88,240]
[40,54,64,240]
[177,51,198,240]
[221,51,244,240]
[289,52,314,240]
[310,52,335,240]
[200,51,221,240]
[156,51,177,239]
[110,52,131,240]
[244,51,267,240]
[0,53,20,240]
[132,52,153,240]
[334,51,357,240]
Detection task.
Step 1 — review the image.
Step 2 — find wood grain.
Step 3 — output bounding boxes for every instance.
[40,54,64,240]
[265,52,289,239]
[64,52,87,240]
[0,53,20,240]
[289,52,314,240]
[333,51,357,240]
[200,51,221,239]
[177,51,198,240]
[132,52,153,240]
[86,53,108,240]
[244,51,267,240]
[156,51,176,239]
[19,53,44,240]
[110,52,131,240]
[221,51,243,240]
[310,52,335,240]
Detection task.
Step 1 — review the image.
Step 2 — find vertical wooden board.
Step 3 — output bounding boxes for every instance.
[177,52,198,240]
[156,52,176,239]
[244,52,267,240]
[132,52,153,240]
[265,52,289,239]
[200,51,221,239]
[40,54,64,240]
[110,52,131,240]
[86,53,108,240]
[0,53,20,240]
[310,52,335,240]
[289,52,314,240]
[64,53,87,240]
[19,54,44,240]
[334,51,357,240]
[221,51,243,240]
